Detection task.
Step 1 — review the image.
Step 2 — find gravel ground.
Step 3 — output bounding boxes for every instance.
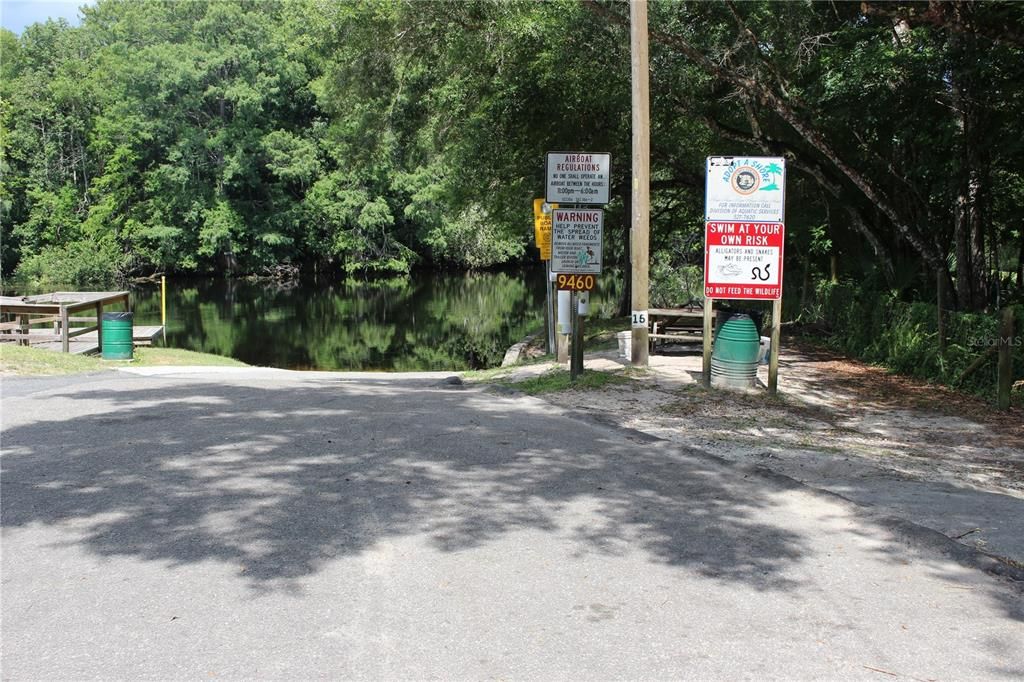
[490,339,1024,572]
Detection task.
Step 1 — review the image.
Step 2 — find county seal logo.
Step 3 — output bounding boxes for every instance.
[730,165,761,195]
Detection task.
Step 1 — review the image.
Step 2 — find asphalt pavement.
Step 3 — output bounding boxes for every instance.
[2,368,1022,679]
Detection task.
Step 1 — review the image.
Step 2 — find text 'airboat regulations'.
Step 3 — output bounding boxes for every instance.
[546,152,611,205]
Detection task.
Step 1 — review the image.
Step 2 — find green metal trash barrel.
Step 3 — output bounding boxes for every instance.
[101,312,133,360]
[710,313,760,388]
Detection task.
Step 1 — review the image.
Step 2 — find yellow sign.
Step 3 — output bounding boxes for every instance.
[533,198,556,260]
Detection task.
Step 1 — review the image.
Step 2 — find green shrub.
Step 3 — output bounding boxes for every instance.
[808,281,1023,402]
[650,254,702,308]
[13,238,125,288]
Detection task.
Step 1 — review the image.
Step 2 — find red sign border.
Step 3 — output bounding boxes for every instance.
[704,221,785,301]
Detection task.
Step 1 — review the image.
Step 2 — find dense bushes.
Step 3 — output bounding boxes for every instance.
[13,239,125,289]
[810,282,1023,401]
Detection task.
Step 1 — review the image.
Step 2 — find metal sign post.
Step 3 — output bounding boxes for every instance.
[551,207,603,382]
[702,298,714,389]
[769,298,782,394]
[534,199,557,354]
[570,290,582,380]
[548,258,557,350]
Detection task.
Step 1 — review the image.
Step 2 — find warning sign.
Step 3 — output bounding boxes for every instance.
[551,209,603,274]
[704,222,784,300]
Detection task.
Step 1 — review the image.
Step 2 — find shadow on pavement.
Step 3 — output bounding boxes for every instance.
[3,377,807,592]
[1,374,1021,632]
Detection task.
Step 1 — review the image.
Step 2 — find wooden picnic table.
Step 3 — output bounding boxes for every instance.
[648,305,705,352]
[1,291,130,353]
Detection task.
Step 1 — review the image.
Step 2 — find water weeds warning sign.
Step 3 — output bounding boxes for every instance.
[551,209,603,274]
[704,222,784,300]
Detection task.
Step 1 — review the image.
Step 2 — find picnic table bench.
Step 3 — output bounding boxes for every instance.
[648,305,705,352]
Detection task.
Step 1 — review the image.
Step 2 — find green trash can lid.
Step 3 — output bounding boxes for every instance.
[102,311,133,321]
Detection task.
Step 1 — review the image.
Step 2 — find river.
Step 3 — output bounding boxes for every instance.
[120,269,622,371]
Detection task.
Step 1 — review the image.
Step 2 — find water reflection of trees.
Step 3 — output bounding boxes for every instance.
[131,271,545,370]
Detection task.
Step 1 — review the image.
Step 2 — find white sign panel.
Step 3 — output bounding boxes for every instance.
[705,156,785,223]
[546,152,611,205]
[551,208,603,274]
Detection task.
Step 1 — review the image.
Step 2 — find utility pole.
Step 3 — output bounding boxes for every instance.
[629,0,650,366]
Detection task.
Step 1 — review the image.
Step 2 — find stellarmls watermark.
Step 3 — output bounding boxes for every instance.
[965,335,1023,348]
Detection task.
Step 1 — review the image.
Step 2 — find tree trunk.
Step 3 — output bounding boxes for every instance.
[967,165,988,310]
[1017,222,1023,291]
[955,191,972,310]
[950,13,990,312]
[936,269,946,356]
[799,253,811,313]
[618,188,632,317]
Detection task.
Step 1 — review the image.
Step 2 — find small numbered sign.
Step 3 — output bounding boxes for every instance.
[556,273,596,291]
[631,310,648,328]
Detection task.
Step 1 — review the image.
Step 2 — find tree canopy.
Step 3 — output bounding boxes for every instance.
[1,0,1021,311]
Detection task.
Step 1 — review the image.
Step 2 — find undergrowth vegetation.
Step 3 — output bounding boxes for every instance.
[502,369,634,395]
[804,282,1023,402]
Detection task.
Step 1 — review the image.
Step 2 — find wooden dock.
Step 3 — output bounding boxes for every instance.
[23,326,165,355]
[1,291,161,355]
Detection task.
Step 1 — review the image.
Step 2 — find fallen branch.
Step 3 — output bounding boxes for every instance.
[862,665,898,677]
[954,344,998,386]
[953,527,981,540]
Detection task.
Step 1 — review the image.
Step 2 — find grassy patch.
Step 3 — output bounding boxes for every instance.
[130,347,248,368]
[462,354,557,382]
[0,345,106,375]
[0,344,247,376]
[502,368,632,395]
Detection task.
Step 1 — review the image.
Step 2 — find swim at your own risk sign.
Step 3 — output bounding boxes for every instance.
[704,156,786,300]
[704,222,784,300]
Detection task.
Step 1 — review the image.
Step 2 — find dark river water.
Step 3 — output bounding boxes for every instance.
[124,270,551,370]
[6,268,624,370]
[125,267,618,371]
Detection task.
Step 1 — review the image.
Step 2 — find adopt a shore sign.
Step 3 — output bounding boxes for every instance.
[705,156,785,223]
[551,208,603,275]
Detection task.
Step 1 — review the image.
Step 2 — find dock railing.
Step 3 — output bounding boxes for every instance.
[0,291,130,353]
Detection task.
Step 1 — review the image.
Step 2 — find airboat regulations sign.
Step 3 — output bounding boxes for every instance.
[546,152,611,205]
[551,208,603,275]
[705,156,785,223]
[704,222,785,300]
